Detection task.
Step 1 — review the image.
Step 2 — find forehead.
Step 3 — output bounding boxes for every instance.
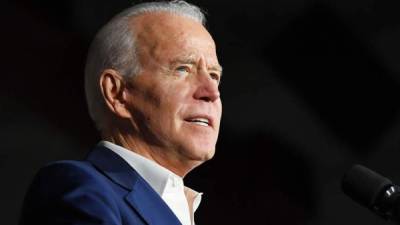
[131,12,219,66]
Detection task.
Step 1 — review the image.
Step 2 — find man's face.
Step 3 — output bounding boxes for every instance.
[124,13,222,168]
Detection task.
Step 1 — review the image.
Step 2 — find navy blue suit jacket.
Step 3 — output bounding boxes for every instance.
[19,146,182,225]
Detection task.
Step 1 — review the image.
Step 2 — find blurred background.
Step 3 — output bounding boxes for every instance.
[2,0,400,224]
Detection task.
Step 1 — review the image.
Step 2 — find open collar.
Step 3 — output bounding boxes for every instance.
[86,146,182,225]
[98,141,181,196]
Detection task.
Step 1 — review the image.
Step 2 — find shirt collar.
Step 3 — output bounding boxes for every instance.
[98,141,202,201]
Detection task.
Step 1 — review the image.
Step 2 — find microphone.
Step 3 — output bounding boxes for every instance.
[342,164,400,223]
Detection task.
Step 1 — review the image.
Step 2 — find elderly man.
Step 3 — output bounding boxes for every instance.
[19,1,222,225]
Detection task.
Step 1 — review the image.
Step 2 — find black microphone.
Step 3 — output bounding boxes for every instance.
[342,164,400,223]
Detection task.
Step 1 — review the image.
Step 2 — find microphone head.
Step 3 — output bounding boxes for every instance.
[342,164,393,208]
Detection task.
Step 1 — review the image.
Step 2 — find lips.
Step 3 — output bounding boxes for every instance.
[184,115,214,128]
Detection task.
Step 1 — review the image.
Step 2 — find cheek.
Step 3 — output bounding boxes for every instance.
[134,78,193,129]
[124,86,164,129]
[163,83,191,110]
[149,86,187,128]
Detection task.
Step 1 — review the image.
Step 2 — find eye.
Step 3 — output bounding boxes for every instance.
[210,72,221,84]
[175,65,190,76]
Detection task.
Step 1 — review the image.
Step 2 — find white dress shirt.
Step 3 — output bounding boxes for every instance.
[99,141,202,225]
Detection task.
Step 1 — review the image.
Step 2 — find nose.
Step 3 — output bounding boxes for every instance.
[193,69,220,102]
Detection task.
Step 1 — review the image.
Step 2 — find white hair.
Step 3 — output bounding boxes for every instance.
[84,1,206,132]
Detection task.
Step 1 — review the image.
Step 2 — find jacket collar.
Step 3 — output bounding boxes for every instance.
[86,145,139,190]
[86,146,182,225]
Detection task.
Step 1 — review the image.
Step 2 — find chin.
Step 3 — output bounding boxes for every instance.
[176,145,215,176]
[175,135,218,164]
[185,143,216,162]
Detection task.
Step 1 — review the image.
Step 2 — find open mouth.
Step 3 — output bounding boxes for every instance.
[185,118,210,127]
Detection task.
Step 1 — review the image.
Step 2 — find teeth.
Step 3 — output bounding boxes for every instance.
[192,121,208,126]
[189,118,209,126]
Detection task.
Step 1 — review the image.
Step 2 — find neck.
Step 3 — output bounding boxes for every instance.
[103,128,198,177]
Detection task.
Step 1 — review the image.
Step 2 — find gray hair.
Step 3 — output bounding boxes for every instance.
[84,1,206,132]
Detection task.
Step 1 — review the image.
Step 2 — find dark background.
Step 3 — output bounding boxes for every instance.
[2,0,400,224]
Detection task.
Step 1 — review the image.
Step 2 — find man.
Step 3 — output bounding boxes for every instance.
[19,1,222,225]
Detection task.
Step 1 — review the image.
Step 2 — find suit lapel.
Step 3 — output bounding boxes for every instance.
[86,146,139,190]
[86,146,182,225]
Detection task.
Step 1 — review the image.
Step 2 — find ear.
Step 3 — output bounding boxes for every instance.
[99,69,131,119]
